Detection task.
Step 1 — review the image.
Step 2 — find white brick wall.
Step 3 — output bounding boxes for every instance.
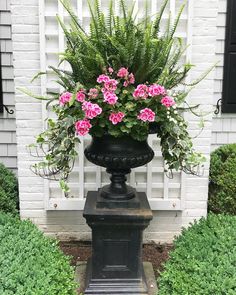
[0,0,17,171]
[212,0,236,151]
[12,0,218,243]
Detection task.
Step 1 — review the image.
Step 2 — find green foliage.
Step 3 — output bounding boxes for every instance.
[158,214,236,295]
[0,212,77,295]
[208,144,236,215]
[27,0,207,190]
[58,0,192,89]
[0,163,19,215]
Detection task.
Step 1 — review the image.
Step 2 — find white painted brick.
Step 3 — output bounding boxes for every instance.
[20,201,44,210]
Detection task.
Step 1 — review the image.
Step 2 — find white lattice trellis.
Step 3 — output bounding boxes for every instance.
[39,0,193,211]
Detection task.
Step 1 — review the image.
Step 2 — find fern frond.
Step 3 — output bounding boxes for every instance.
[151,0,169,37]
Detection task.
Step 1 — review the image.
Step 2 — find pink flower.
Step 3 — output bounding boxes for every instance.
[149,84,166,97]
[108,67,114,74]
[75,119,92,136]
[109,112,125,125]
[117,67,129,78]
[123,81,129,87]
[97,74,110,83]
[103,91,118,105]
[123,73,135,87]
[76,91,86,102]
[59,92,72,105]
[88,88,99,99]
[82,101,102,119]
[161,96,176,108]
[129,73,135,84]
[133,84,149,99]
[138,108,155,122]
[104,79,118,92]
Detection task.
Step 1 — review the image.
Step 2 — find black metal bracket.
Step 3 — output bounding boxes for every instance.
[214,98,222,115]
[1,104,14,114]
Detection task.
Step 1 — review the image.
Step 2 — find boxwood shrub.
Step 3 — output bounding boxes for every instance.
[0,213,77,295]
[0,163,19,215]
[208,144,236,215]
[158,214,236,295]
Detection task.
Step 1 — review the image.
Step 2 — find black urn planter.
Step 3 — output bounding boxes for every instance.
[83,135,154,294]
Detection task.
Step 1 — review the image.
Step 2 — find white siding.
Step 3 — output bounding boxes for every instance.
[0,0,16,171]
[212,0,236,151]
[12,0,218,243]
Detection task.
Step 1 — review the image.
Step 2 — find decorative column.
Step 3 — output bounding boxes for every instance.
[83,135,153,294]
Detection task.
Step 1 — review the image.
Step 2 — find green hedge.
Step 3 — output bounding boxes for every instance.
[0,213,77,295]
[0,163,19,215]
[158,214,236,295]
[208,144,236,215]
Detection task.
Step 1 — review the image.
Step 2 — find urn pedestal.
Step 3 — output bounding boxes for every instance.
[83,135,154,294]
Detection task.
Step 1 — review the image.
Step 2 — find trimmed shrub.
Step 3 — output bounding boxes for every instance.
[208,144,236,215]
[0,163,19,215]
[0,213,77,295]
[158,214,236,295]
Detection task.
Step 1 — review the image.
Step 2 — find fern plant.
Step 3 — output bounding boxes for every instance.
[25,0,209,192]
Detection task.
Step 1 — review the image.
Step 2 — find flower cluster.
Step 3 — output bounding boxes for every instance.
[58,67,177,138]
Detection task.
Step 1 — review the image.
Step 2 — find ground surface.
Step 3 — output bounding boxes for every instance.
[60,241,173,279]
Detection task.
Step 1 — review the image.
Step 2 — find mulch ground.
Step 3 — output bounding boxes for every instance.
[59,241,173,279]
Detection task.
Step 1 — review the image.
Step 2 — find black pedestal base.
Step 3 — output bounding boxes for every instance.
[83,191,153,295]
[84,258,148,295]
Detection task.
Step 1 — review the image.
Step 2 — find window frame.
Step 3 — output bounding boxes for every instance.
[222,0,236,113]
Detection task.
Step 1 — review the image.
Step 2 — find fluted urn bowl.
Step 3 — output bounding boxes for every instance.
[84,135,154,201]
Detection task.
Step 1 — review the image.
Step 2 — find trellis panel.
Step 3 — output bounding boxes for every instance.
[39,0,193,210]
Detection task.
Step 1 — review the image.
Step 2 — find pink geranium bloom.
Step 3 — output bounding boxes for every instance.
[97,74,110,83]
[138,108,155,122]
[123,81,129,87]
[104,79,118,92]
[108,67,114,74]
[59,92,72,105]
[75,119,92,136]
[88,88,99,99]
[109,112,125,125]
[103,91,118,105]
[161,96,176,108]
[76,91,86,102]
[149,84,166,97]
[82,101,102,119]
[123,73,135,87]
[117,67,129,78]
[133,84,149,99]
[129,73,135,84]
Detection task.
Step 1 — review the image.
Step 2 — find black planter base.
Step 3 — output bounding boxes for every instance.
[84,258,148,295]
[83,191,153,295]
